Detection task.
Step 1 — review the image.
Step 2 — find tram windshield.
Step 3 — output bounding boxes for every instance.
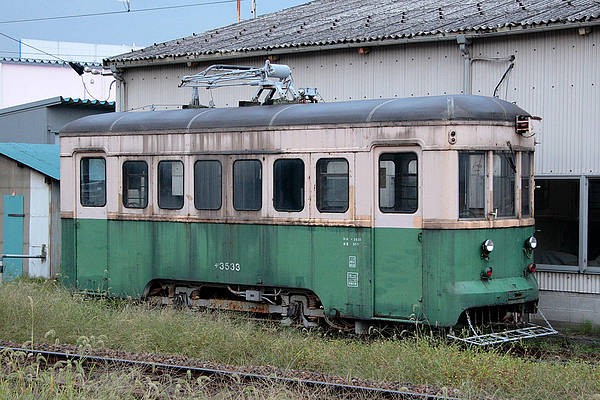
[459,152,486,218]
[459,151,532,220]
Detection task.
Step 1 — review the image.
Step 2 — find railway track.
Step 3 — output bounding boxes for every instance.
[0,343,460,399]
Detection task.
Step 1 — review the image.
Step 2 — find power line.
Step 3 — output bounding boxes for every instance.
[0,31,66,62]
[0,0,246,25]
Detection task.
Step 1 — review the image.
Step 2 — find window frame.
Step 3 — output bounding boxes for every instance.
[273,158,305,212]
[378,152,418,214]
[80,157,106,208]
[122,160,148,209]
[316,157,349,214]
[194,159,222,211]
[492,150,517,218]
[458,151,488,220]
[233,159,262,212]
[157,160,185,210]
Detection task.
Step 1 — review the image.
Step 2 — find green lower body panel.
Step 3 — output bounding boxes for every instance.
[62,218,374,320]
[421,227,539,326]
[60,218,539,326]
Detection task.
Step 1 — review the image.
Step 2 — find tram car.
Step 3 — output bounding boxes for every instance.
[59,94,552,341]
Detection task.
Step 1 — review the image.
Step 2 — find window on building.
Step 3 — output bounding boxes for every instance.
[122,161,148,209]
[493,151,516,217]
[458,152,486,218]
[316,158,348,213]
[379,153,418,213]
[158,160,184,209]
[80,157,106,207]
[521,152,532,217]
[233,160,262,211]
[194,160,222,210]
[274,159,304,212]
[535,179,579,266]
[589,179,600,267]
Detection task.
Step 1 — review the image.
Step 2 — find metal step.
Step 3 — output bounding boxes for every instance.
[448,310,558,346]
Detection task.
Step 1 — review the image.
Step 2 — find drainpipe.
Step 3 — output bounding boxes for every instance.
[110,65,126,112]
[457,34,472,95]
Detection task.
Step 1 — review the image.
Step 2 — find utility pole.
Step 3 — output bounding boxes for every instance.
[251,0,256,18]
[237,0,241,22]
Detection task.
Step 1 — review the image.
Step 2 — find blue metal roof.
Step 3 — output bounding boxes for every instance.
[1,57,102,68]
[61,97,115,107]
[0,143,59,180]
[0,96,115,115]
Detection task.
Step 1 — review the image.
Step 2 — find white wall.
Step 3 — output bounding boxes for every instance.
[21,39,139,64]
[0,62,115,109]
[27,170,51,278]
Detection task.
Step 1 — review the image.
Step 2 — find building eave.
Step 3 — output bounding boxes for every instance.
[105,20,600,70]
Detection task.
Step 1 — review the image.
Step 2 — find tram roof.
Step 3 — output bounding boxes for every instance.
[60,95,528,135]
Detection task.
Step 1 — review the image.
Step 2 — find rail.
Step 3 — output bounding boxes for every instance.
[0,345,460,399]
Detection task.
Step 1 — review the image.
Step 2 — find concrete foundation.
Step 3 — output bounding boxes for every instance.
[536,290,600,325]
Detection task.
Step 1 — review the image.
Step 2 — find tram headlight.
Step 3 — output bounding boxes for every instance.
[525,236,537,250]
[481,239,494,254]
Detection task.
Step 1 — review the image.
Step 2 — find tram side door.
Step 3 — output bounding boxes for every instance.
[75,153,109,292]
[373,146,423,320]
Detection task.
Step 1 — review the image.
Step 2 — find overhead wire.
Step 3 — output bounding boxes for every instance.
[0,31,66,62]
[1,30,115,102]
[0,0,247,24]
[0,1,251,103]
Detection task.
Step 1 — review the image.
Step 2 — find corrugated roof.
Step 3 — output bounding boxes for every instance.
[0,96,115,115]
[60,95,529,135]
[1,57,102,67]
[106,0,600,64]
[0,143,59,180]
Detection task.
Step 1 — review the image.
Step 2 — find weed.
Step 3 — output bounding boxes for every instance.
[0,279,598,399]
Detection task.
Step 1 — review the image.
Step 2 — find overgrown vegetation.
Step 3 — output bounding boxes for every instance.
[0,279,599,399]
[0,348,362,400]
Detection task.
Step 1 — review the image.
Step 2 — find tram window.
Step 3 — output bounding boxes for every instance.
[274,159,304,212]
[233,160,262,211]
[458,152,486,218]
[493,152,516,217]
[194,160,222,210]
[521,152,532,217]
[316,158,348,213]
[158,160,184,210]
[80,157,106,207]
[122,161,148,209]
[379,153,418,213]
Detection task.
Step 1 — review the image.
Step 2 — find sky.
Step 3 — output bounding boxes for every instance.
[0,0,312,60]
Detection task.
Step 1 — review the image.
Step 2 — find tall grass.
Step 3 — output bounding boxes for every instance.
[0,279,598,399]
[0,348,348,400]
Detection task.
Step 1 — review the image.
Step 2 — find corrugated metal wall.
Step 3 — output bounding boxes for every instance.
[536,271,600,294]
[120,27,599,176]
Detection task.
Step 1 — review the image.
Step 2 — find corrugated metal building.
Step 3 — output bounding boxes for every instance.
[0,96,115,144]
[0,97,114,281]
[104,0,600,324]
[0,143,59,280]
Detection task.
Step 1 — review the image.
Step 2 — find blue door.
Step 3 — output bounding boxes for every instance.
[3,195,24,281]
